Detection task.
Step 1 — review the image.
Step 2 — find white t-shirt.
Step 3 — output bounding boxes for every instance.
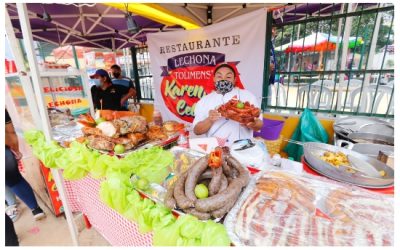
[192,88,262,146]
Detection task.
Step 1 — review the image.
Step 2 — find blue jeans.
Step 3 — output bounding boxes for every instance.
[5,147,39,210]
[5,186,17,206]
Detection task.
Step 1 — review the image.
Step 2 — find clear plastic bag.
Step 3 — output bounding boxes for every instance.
[224,170,393,246]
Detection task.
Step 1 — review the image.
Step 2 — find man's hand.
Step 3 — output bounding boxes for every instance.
[207,109,221,123]
[193,110,221,135]
[242,118,263,131]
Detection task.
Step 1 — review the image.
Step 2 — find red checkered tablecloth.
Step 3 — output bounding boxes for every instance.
[63,177,153,246]
[61,139,227,246]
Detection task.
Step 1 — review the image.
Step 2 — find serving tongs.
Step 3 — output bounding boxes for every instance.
[338,155,382,179]
[233,139,256,151]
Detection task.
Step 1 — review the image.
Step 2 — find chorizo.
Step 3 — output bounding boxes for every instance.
[199,178,211,187]
[183,208,211,220]
[194,179,243,212]
[185,156,209,202]
[227,156,250,187]
[211,193,238,218]
[164,180,177,209]
[208,167,223,196]
[173,171,194,209]
[218,174,228,193]
[222,158,232,177]
[198,169,212,181]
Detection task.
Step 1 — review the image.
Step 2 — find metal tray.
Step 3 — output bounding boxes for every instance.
[303,142,394,188]
[88,134,179,157]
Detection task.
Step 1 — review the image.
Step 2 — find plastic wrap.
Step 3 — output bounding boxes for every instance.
[131,147,205,209]
[51,122,83,143]
[224,170,393,246]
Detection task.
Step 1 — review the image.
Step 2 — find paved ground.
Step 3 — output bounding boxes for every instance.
[9,197,110,246]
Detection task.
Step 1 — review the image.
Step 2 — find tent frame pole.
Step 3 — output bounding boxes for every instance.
[5,10,42,129]
[337,3,355,110]
[16,3,79,246]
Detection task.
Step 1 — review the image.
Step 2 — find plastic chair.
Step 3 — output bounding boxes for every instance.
[341,79,363,109]
[348,85,394,114]
[345,79,363,88]
[311,79,335,88]
[297,85,333,110]
[268,83,287,107]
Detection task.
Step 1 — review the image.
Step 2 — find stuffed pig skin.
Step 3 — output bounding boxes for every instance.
[217,99,261,123]
[96,121,119,138]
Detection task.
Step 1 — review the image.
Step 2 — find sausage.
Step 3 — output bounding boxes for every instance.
[173,171,194,209]
[195,179,243,212]
[218,174,228,193]
[164,180,177,209]
[227,156,250,187]
[222,158,232,177]
[198,170,212,181]
[185,156,209,202]
[208,167,223,196]
[183,208,211,220]
[199,179,211,187]
[211,193,238,218]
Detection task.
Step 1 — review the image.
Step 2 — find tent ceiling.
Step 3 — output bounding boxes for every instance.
[7,3,382,50]
[7,3,183,50]
[157,3,283,26]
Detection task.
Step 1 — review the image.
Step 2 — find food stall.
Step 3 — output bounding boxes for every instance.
[6,3,394,247]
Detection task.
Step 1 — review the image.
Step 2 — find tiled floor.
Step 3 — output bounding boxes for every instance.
[9,198,110,246]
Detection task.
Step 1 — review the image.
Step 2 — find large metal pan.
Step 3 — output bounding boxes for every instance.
[333,116,393,139]
[347,132,394,146]
[303,142,394,188]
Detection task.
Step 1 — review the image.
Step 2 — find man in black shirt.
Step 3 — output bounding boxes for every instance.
[90,69,130,111]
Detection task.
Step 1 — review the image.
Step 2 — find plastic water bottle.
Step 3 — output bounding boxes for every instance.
[177,130,189,148]
[153,109,163,126]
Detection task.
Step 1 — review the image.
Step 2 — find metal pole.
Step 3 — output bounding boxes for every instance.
[262,10,273,110]
[337,3,354,110]
[5,10,42,129]
[332,4,345,71]
[16,3,79,246]
[130,46,142,101]
[365,5,383,85]
[72,45,80,69]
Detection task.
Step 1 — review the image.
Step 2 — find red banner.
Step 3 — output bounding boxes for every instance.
[39,162,64,216]
[160,53,243,123]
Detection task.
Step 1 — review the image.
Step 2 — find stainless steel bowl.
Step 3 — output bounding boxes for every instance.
[336,140,394,159]
[303,142,394,188]
[348,132,394,146]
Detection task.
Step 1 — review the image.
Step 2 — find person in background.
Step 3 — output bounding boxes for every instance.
[110,64,137,108]
[193,63,263,145]
[267,21,279,106]
[5,186,19,222]
[90,69,130,111]
[5,214,18,246]
[269,22,278,85]
[5,109,46,221]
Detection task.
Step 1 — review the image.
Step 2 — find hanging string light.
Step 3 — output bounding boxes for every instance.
[41,4,52,22]
[124,3,140,34]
